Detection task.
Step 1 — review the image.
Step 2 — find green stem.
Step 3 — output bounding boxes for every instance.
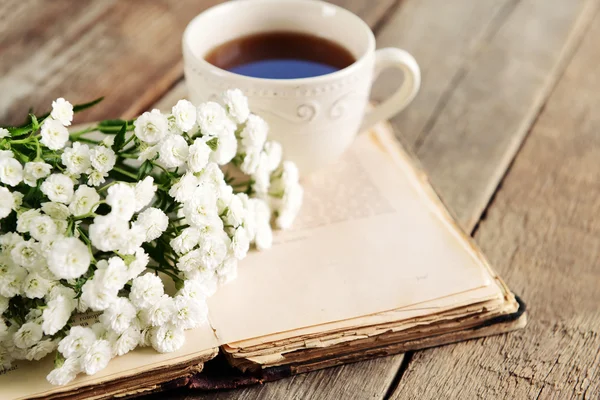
[148,266,182,283]
[113,166,137,179]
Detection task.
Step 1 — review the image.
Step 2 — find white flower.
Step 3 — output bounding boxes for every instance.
[198,162,226,194]
[50,98,74,126]
[0,295,8,314]
[134,109,169,144]
[178,277,215,299]
[69,185,100,216]
[89,215,129,252]
[61,143,91,176]
[99,298,136,334]
[26,338,57,361]
[223,193,246,228]
[170,227,201,255]
[240,114,268,151]
[129,274,164,309]
[0,128,10,138]
[172,99,197,132]
[150,323,185,353]
[187,138,211,173]
[0,232,23,254]
[14,322,43,349]
[134,176,156,212]
[81,279,117,312]
[158,134,189,168]
[47,237,90,280]
[40,119,69,150]
[0,264,26,297]
[134,207,168,241]
[216,257,238,285]
[137,143,158,162]
[16,209,41,233]
[95,257,129,291]
[106,183,136,221]
[29,215,57,241]
[90,146,116,173]
[58,326,96,358]
[231,227,250,260]
[41,173,74,203]
[41,202,70,220]
[11,239,43,269]
[42,293,76,335]
[169,172,198,203]
[23,161,52,186]
[47,357,80,386]
[196,101,230,136]
[252,152,271,195]
[12,191,23,209]
[182,186,218,227]
[173,295,207,329]
[23,272,52,299]
[117,224,146,255]
[102,135,115,147]
[197,233,228,271]
[275,182,304,229]
[143,294,175,327]
[240,148,261,175]
[126,247,149,280]
[209,130,237,165]
[111,327,141,356]
[223,88,250,124]
[87,170,107,187]
[0,187,15,219]
[263,141,283,172]
[0,157,23,187]
[82,340,112,375]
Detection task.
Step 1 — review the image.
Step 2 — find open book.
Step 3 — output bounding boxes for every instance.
[0,123,526,400]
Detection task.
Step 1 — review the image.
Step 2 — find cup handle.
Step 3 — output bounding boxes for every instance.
[360,48,421,132]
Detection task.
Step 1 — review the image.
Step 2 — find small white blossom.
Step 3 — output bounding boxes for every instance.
[26,338,57,361]
[240,148,261,175]
[47,237,90,280]
[41,173,74,203]
[0,187,15,219]
[41,202,70,220]
[95,257,129,291]
[125,247,149,280]
[0,128,10,138]
[137,143,158,162]
[263,141,282,172]
[216,257,238,285]
[129,274,164,310]
[0,264,27,297]
[134,176,156,212]
[81,278,117,312]
[169,172,198,203]
[223,88,250,124]
[106,183,136,221]
[134,109,169,144]
[90,146,116,173]
[58,326,97,358]
[170,227,201,255]
[158,134,189,168]
[110,326,141,356]
[14,322,43,349]
[23,161,52,186]
[0,157,23,187]
[82,339,112,375]
[231,227,250,260]
[50,98,74,126]
[89,215,129,252]
[196,101,230,136]
[47,357,81,386]
[61,143,91,176]
[172,295,207,329]
[209,130,237,165]
[29,215,57,241]
[134,207,168,241]
[69,185,100,216]
[87,169,107,187]
[41,119,69,150]
[11,239,43,269]
[23,272,52,299]
[16,209,41,233]
[150,323,185,353]
[183,186,218,227]
[240,114,268,151]
[117,224,146,255]
[143,294,175,327]
[99,298,136,334]
[187,138,211,173]
[172,99,197,132]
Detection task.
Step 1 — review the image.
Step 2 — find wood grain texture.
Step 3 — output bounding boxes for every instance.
[373,0,598,229]
[390,7,600,400]
[0,0,223,126]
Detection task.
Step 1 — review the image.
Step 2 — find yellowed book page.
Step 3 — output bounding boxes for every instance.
[208,125,492,344]
[0,319,218,400]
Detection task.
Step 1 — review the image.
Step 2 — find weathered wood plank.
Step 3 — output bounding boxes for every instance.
[390,7,600,400]
[0,0,223,126]
[374,0,598,229]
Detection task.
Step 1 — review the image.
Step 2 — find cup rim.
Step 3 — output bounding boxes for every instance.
[182,0,375,85]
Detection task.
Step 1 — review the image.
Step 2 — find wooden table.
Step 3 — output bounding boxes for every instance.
[2,0,600,398]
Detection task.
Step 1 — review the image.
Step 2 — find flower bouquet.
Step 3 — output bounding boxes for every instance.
[0,90,302,385]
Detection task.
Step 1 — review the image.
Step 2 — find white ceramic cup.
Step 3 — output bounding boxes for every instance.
[183,0,420,175]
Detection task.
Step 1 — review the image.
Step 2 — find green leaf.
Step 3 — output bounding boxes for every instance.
[29,114,39,131]
[137,160,153,180]
[206,137,219,151]
[112,122,127,151]
[99,119,127,127]
[73,97,104,113]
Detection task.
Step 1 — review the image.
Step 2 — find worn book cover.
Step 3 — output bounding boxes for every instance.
[0,122,526,400]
